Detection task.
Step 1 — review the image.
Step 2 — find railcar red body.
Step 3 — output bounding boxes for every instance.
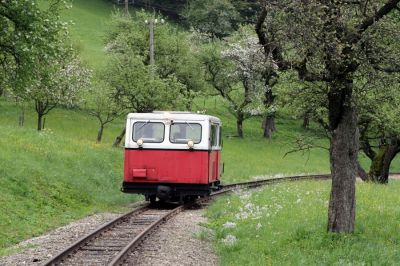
[122,112,222,202]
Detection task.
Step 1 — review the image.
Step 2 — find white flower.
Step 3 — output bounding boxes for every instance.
[244,203,254,211]
[223,221,236,229]
[256,223,262,231]
[222,234,237,246]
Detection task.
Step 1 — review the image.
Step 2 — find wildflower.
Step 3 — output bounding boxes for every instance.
[240,192,251,200]
[222,234,237,246]
[296,198,302,204]
[256,223,262,231]
[235,211,249,220]
[223,221,236,229]
[244,202,254,211]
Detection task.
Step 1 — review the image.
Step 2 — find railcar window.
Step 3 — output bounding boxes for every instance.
[219,126,222,147]
[133,122,164,143]
[170,123,202,144]
[210,124,218,147]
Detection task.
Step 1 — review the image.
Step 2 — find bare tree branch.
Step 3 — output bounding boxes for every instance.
[357,0,400,35]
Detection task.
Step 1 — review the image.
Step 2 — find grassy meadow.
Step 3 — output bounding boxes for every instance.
[205,180,400,265]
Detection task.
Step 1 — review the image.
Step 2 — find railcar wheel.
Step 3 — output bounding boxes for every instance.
[149,195,157,204]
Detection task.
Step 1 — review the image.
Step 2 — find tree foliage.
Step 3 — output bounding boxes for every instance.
[183,0,241,39]
[1,0,91,130]
[201,29,273,137]
[0,0,71,94]
[104,12,205,112]
[85,79,121,142]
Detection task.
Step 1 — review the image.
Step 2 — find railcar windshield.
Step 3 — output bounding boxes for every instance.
[170,123,202,144]
[133,121,165,143]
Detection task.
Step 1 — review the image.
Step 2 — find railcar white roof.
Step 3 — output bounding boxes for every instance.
[127,111,221,124]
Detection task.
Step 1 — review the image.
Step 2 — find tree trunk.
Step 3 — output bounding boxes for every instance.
[327,83,359,233]
[380,139,399,183]
[97,124,104,143]
[263,115,275,139]
[19,108,25,127]
[368,145,386,183]
[113,127,126,147]
[35,100,45,131]
[369,138,400,183]
[37,113,44,131]
[302,111,311,129]
[357,160,369,181]
[125,0,129,14]
[236,112,244,138]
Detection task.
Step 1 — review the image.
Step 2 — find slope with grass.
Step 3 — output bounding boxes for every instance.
[61,0,116,68]
[0,123,138,253]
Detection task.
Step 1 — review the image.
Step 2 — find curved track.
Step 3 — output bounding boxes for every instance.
[42,174,331,266]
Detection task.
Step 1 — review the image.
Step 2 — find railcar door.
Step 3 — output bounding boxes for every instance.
[208,123,221,183]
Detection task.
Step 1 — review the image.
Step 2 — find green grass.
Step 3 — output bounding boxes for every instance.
[0,101,137,254]
[0,124,139,253]
[205,180,400,265]
[61,0,116,68]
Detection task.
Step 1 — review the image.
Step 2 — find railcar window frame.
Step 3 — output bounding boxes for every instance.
[169,122,202,144]
[132,121,165,143]
[210,123,220,148]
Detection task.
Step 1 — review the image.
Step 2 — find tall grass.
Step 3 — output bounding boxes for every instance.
[205,180,400,265]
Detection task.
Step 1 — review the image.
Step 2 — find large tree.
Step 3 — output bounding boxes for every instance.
[357,75,400,183]
[0,0,68,96]
[85,80,121,143]
[183,0,241,39]
[105,12,205,146]
[201,33,272,138]
[257,0,400,232]
[105,12,205,109]
[28,53,91,131]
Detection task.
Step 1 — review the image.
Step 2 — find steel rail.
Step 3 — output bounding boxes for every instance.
[41,204,149,266]
[108,204,185,265]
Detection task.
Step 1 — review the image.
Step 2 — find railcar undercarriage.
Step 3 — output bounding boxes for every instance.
[122,181,221,203]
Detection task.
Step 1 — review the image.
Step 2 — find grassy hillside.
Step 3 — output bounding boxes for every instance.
[61,0,116,68]
[0,119,137,252]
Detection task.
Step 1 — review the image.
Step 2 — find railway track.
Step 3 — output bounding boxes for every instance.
[42,174,330,266]
[42,203,185,266]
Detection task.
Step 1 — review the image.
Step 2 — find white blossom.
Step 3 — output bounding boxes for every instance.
[222,221,237,229]
[221,234,237,246]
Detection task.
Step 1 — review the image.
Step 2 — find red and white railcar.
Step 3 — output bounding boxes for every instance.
[122,111,222,202]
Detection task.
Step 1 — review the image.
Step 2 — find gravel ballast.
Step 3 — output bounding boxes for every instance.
[0,207,217,266]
